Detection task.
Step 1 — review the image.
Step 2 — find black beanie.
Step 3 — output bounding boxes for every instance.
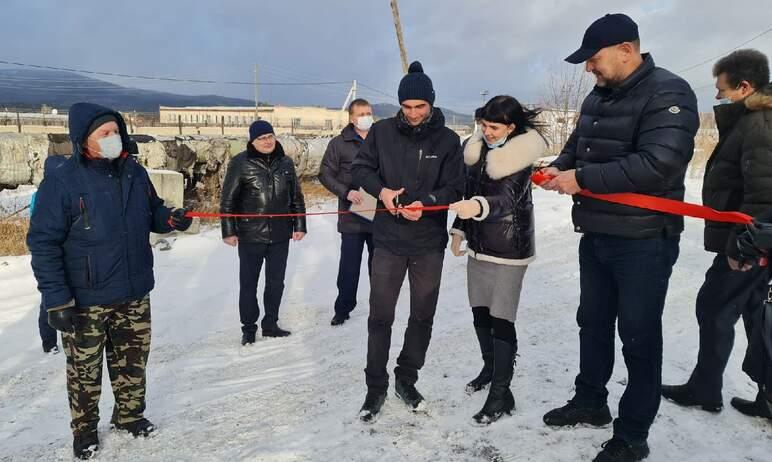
[398,61,435,105]
[86,114,119,139]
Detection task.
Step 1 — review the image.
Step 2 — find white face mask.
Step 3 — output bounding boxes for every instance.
[355,115,374,131]
[716,98,734,106]
[485,135,508,149]
[96,134,123,159]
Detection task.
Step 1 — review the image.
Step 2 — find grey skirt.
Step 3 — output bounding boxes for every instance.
[467,256,527,323]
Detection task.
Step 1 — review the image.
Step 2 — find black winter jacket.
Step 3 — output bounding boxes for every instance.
[352,109,464,256]
[220,142,306,244]
[319,124,373,234]
[451,129,547,264]
[551,54,699,239]
[703,84,772,257]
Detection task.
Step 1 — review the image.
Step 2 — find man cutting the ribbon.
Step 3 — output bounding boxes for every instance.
[538,13,699,462]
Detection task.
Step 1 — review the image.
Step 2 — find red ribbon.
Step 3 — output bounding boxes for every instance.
[185,204,450,219]
[530,170,753,225]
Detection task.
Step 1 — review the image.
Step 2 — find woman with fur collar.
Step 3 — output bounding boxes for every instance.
[449,95,547,425]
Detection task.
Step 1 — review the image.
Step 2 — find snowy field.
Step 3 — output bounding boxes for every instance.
[1,181,770,461]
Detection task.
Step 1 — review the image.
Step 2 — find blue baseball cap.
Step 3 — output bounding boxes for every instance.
[565,14,639,64]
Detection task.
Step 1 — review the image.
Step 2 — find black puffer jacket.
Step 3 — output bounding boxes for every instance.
[551,54,699,239]
[352,108,464,256]
[319,124,373,234]
[220,142,306,244]
[451,129,547,264]
[703,83,772,257]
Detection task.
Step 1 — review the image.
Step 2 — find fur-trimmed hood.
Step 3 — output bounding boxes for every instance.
[745,83,772,111]
[463,129,547,180]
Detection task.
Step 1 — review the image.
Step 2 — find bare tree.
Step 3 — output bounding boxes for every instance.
[539,64,593,155]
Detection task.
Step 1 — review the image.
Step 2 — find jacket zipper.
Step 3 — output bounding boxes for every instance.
[79,196,91,230]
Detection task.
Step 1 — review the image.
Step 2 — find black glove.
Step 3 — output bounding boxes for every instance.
[47,300,77,333]
[171,208,193,231]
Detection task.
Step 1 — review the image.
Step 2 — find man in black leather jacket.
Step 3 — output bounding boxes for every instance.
[220,120,306,344]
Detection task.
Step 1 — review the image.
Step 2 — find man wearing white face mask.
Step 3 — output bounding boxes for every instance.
[27,102,191,460]
[320,98,375,326]
[662,49,772,416]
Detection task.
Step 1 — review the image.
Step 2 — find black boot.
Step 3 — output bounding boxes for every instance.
[473,338,516,425]
[241,330,256,345]
[730,390,772,421]
[395,379,426,412]
[593,437,650,462]
[263,325,291,337]
[466,325,494,394]
[359,389,387,423]
[331,312,350,326]
[661,383,723,412]
[112,417,156,438]
[73,432,99,460]
[543,399,613,427]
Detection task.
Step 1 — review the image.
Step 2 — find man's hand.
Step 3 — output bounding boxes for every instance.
[543,169,581,195]
[223,236,239,247]
[347,190,364,205]
[728,256,753,272]
[170,208,193,231]
[292,232,306,241]
[540,167,562,178]
[450,234,466,257]
[379,187,405,216]
[399,201,423,221]
[450,199,482,220]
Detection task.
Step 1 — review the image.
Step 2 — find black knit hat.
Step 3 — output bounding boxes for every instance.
[86,114,119,139]
[398,61,435,105]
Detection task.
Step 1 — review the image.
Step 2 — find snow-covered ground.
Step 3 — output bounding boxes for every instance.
[1,181,770,461]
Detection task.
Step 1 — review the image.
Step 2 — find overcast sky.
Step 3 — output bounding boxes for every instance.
[2,0,770,113]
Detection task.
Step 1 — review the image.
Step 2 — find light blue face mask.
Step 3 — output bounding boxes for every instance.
[485,136,508,149]
[716,98,733,106]
[96,134,123,159]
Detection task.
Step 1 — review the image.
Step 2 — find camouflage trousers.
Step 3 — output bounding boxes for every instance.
[61,296,151,437]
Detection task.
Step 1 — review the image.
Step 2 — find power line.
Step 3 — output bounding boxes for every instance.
[0,59,349,86]
[677,24,772,74]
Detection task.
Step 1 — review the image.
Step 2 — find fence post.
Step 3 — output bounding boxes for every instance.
[221,116,225,135]
[178,115,182,135]
[16,112,21,133]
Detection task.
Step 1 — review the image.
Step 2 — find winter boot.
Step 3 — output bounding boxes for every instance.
[112,417,156,438]
[331,312,350,326]
[730,390,772,421]
[661,383,722,412]
[73,432,99,460]
[473,338,516,425]
[241,331,256,345]
[359,389,387,423]
[395,379,426,412]
[543,399,613,427]
[593,437,650,461]
[465,325,494,394]
[262,325,291,338]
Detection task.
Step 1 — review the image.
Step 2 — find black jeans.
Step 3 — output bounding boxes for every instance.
[238,240,290,333]
[334,232,374,316]
[365,248,444,392]
[38,300,58,349]
[574,233,680,444]
[742,286,772,394]
[687,255,768,402]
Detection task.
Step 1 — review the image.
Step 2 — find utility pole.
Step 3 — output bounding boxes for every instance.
[480,89,489,106]
[390,0,409,74]
[254,63,260,120]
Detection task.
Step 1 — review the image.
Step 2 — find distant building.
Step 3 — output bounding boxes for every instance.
[159,105,349,135]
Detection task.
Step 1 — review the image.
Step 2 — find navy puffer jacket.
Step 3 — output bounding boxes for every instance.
[27,103,173,309]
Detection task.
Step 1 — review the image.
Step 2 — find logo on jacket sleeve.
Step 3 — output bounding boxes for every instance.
[668,106,681,114]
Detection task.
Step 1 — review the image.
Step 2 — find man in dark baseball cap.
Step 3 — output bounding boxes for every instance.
[565,13,639,64]
[542,12,700,462]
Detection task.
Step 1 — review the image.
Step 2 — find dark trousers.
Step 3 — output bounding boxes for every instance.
[238,240,290,333]
[365,248,444,392]
[38,301,58,348]
[334,232,374,316]
[687,255,768,402]
[574,234,680,444]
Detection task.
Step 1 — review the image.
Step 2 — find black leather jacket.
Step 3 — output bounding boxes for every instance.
[220,142,306,244]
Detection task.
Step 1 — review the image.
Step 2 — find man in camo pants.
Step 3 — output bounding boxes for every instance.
[27,103,192,460]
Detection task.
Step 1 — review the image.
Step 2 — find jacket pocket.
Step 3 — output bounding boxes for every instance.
[65,255,94,289]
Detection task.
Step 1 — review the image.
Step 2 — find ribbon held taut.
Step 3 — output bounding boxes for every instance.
[530,170,753,225]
